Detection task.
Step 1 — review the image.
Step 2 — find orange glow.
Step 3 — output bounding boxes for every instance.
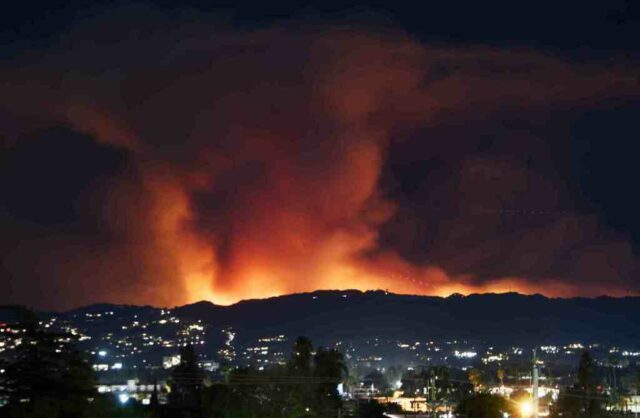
[77,30,640,306]
[2,23,639,309]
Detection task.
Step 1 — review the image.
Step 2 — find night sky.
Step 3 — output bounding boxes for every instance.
[1,1,640,309]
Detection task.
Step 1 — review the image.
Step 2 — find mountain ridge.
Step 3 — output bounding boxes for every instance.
[56,289,640,314]
[13,290,639,349]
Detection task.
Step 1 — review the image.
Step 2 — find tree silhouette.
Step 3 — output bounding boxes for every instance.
[468,369,481,394]
[167,344,203,418]
[289,336,313,375]
[577,350,595,392]
[0,308,97,418]
[313,348,346,416]
[552,350,604,418]
[457,393,514,418]
[198,336,347,418]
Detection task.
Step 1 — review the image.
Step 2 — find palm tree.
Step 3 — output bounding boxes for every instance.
[497,368,506,387]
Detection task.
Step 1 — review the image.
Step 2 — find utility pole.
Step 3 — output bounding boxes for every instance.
[532,349,539,418]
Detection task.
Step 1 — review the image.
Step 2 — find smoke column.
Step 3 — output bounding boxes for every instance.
[1,12,639,308]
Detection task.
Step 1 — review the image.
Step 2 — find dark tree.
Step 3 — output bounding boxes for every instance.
[428,365,453,402]
[289,336,313,375]
[355,399,387,418]
[199,336,347,418]
[456,393,514,418]
[0,309,97,418]
[313,348,346,417]
[167,345,203,418]
[201,381,254,418]
[577,350,596,392]
[362,370,388,393]
[551,350,605,418]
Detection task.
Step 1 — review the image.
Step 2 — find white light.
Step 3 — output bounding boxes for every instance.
[98,350,107,357]
[118,394,129,404]
[93,364,109,371]
[454,350,477,359]
[520,401,533,416]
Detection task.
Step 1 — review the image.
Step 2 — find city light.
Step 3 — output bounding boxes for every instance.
[0,4,639,416]
[519,400,533,417]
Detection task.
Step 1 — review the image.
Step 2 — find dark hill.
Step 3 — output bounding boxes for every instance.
[167,290,640,347]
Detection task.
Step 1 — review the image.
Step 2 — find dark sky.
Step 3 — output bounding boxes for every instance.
[1,0,640,309]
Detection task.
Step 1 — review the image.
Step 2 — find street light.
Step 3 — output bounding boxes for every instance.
[520,400,533,417]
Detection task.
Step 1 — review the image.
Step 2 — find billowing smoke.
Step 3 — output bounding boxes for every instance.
[1,9,639,308]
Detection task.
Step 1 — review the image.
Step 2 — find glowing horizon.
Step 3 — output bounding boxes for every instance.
[2,14,640,310]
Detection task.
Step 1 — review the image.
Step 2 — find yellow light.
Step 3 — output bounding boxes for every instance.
[520,400,533,417]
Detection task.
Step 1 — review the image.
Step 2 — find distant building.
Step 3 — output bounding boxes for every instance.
[351,383,379,399]
[198,359,219,372]
[162,354,181,369]
[628,395,640,413]
[92,363,109,372]
[96,379,167,405]
[374,391,428,413]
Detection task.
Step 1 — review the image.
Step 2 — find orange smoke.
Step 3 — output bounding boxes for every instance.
[1,17,640,309]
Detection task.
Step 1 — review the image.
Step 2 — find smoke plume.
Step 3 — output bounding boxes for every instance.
[1,10,639,308]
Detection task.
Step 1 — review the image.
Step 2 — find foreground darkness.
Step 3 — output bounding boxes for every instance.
[1,2,640,309]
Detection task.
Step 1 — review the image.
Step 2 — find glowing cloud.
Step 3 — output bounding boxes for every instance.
[1,12,639,308]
